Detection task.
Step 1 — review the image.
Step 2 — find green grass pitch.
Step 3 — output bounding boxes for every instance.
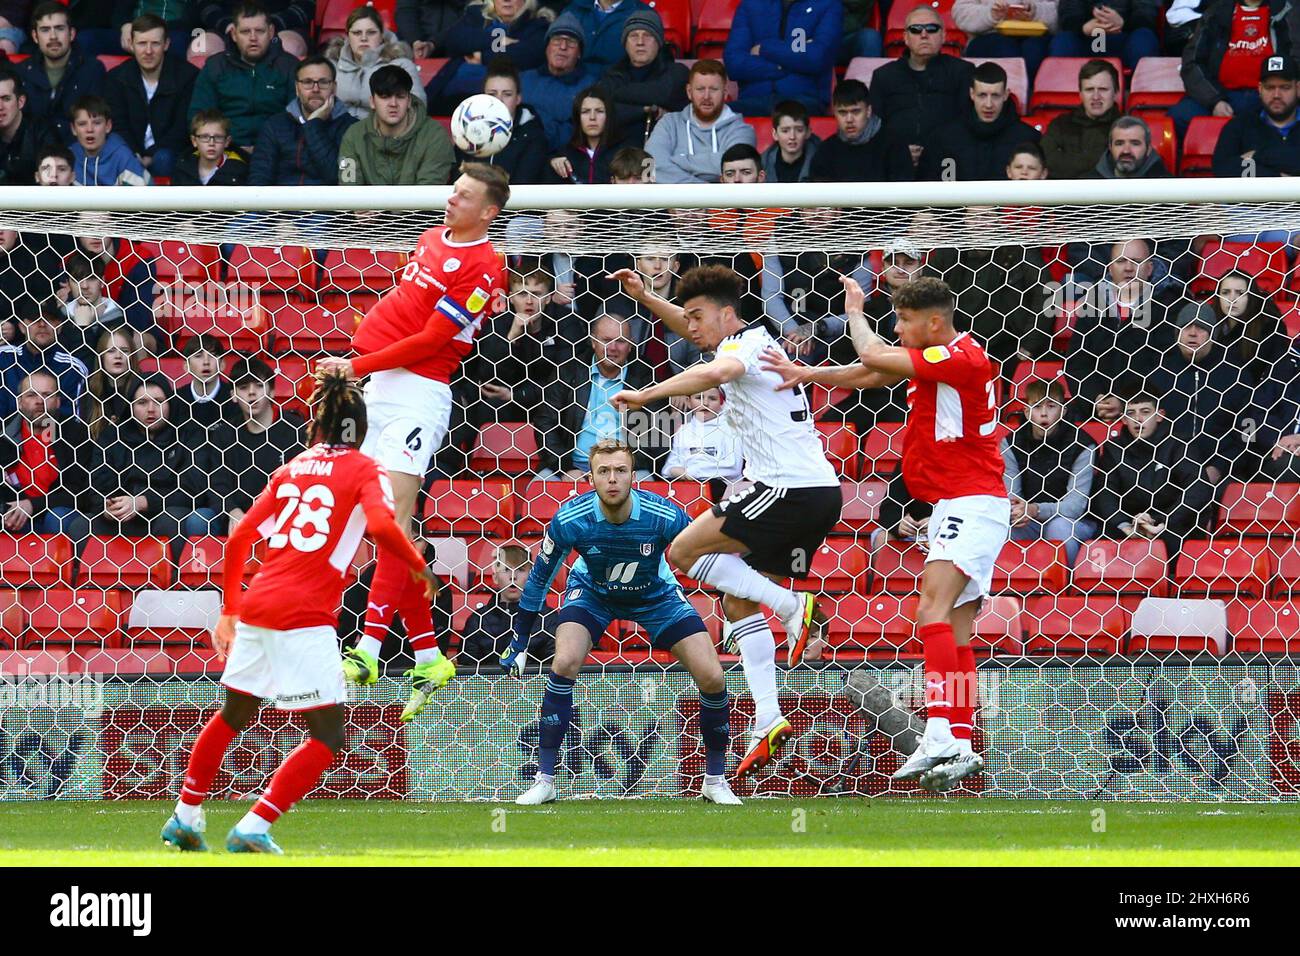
[1,799,1298,866]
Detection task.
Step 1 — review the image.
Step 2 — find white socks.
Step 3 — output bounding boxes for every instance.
[688,554,801,621]
[174,801,202,828]
[357,635,383,659]
[236,810,272,835]
[414,645,441,665]
[732,614,781,729]
[924,716,954,741]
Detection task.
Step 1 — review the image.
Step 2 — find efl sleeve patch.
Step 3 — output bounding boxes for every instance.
[719,341,742,355]
[466,287,490,314]
[922,346,952,364]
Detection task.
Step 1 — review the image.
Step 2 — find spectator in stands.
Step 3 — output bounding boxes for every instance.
[188,1,300,154]
[401,0,470,58]
[1208,271,1290,386]
[1003,379,1098,565]
[807,78,911,181]
[536,313,656,477]
[104,14,200,182]
[521,12,597,152]
[456,57,548,183]
[169,333,235,431]
[0,230,61,322]
[871,468,933,550]
[869,5,974,167]
[0,302,88,421]
[1248,336,1300,480]
[196,0,311,59]
[1064,238,1176,423]
[430,0,550,110]
[663,386,743,482]
[648,58,759,185]
[0,71,58,187]
[1169,0,1300,139]
[1007,139,1048,178]
[1049,0,1159,69]
[458,542,555,667]
[326,5,427,120]
[919,61,1040,181]
[724,0,841,117]
[18,2,107,143]
[1164,0,1205,58]
[0,3,23,56]
[841,0,884,62]
[60,252,128,363]
[69,235,163,349]
[173,109,251,184]
[569,0,655,75]
[1089,390,1214,555]
[216,356,305,530]
[1040,59,1121,179]
[338,65,456,185]
[250,57,356,186]
[0,368,92,541]
[546,85,622,182]
[34,143,75,185]
[69,96,152,187]
[955,0,1057,81]
[81,327,145,437]
[340,534,456,662]
[1213,56,1300,177]
[600,9,690,148]
[761,100,820,183]
[113,3,196,56]
[1089,114,1172,178]
[88,374,232,538]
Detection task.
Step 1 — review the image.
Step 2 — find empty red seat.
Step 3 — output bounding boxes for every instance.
[693,0,741,52]
[225,245,312,292]
[517,480,591,536]
[835,479,887,535]
[647,0,692,53]
[177,536,259,589]
[825,593,920,658]
[169,299,271,351]
[0,590,26,648]
[972,595,1024,655]
[1023,595,1127,655]
[1071,539,1169,604]
[20,589,126,649]
[1218,482,1300,536]
[809,116,837,142]
[78,536,171,589]
[0,534,72,587]
[967,57,1028,112]
[1030,57,1124,111]
[794,540,869,592]
[744,116,775,153]
[1146,112,1177,178]
[1270,542,1300,598]
[268,300,356,352]
[413,58,449,86]
[843,56,892,87]
[1127,57,1184,111]
[1227,599,1300,654]
[146,240,221,282]
[1025,109,1068,135]
[469,423,540,475]
[318,248,405,293]
[870,540,928,595]
[423,480,515,537]
[451,591,493,634]
[862,422,905,474]
[817,422,860,478]
[1126,598,1227,656]
[1181,116,1231,176]
[1080,419,1123,447]
[1175,539,1274,598]
[636,481,714,518]
[992,540,1068,594]
[1191,240,1289,297]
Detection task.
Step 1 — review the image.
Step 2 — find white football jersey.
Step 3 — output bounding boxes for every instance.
[715,324,838,489]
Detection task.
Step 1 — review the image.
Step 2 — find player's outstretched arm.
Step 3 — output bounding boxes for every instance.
[612,356,746,411]
[606,268,691,341]
[760,348,902,390]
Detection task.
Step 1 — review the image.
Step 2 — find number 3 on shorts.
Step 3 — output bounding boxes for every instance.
[937,516,964,541]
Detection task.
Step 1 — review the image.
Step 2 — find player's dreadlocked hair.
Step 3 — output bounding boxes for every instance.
[308,369,368,447]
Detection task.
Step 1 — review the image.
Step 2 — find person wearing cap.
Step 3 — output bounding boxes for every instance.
[568,0,654,74]
[522,12,598,151]
[338,64,456,185]
[1170,0,1300,140]
[723,0,842,117]
[600,9,690,147]
[1213,56,1300,177]
[1147,301,1253,484]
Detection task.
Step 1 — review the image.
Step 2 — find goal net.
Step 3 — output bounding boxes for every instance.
[0,180,1296,804]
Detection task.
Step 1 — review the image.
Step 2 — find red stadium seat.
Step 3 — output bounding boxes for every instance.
[693,0,741,52]
[413,58,449,87]
[832,479,887,536]
[20,589,126,649]
[423,480,516,538]
[225,245,313,293]
[126,590,220,647]
[1127,57,1184,111]
[1190,240,1289,297]
[146,240,221,283]
[0,534,72,588]
[98,55,128,70]
[269,299,357,352]
[1270,542,1300,598]
[1146,112,1177,176]
[168,296,272,351]
[1071,539,1169,606]
[1023,595,1128,656]
[1080,419,1124,447]
[965,57,1028,113]
[78,536,171,589]
[972,595,1024,655]
[451,592,493,636]
[1126,598,1227,656]
[870,540,928,595]
[817,422,861,478]
[794,540,869,592]
[647,0,692,53]
[825,593,920,658]
[1030,57,1123,111]
[1174,539,1274,598]
[318,0,395,41]
[1004,360,1067,419]
[177,536,260,589]
[636,481,714,518]
[745,117,775,153]
[1024,109,1068,135]
[469,423,541,475]
[0,590,27,649]
[843,56,892,87]
[517,480,591,535]
[317,248,405,293]
[884,0,966,56]
[862,422,905,474]
[688,592,724,642]
[808,115,838,142]
[1181,116,1231,176]
[992,540,1068,594]
[1227,599,1300,654]
[1218,482,1300,536]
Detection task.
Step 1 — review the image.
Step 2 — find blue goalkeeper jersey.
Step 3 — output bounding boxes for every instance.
[519,489,692,613]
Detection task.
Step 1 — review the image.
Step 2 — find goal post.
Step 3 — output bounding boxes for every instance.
[0,179,1295,803]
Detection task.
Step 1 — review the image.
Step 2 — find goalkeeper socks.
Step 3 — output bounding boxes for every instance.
[247,738,335,829]
[699,688,731,777]
[360,550,406,657]
[733,614,781,728]
[538,672,575,776]
[920,621,958,729]
[688,554,801,621]
[951,644,977,751]
[176,711,238,822]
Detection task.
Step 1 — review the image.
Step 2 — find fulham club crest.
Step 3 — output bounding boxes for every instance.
[641,542,653,556]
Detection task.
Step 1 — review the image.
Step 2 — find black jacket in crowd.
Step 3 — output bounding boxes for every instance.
[15,45,106,143]
[1181,0,1300,109]
[807,115,914,182]
[1146,342,1254,475]
[171,150,252,186]
[544,140,619,184]
[454,103,550,185]
[600,50,691,147]
[459,595,555,667]
[919,99,1041,181]
[250,99,358,186]
[869,52,975,150]
[0,412,91,519]
[0,113,58,187]
[1089,422,1213,543]
[103,54,200,162]
[1005,420,1097,510]
[88,418,233,520]
[1212,108,1300,178]
[0,232,62,319]
[212,413,306,513]
[167,378,237,433]
[1058,0,1159,33]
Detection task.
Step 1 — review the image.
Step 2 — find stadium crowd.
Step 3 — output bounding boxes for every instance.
[0,0,1298,662]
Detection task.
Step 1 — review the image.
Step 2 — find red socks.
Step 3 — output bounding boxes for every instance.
[252,738,335,824]
[919,622,958,716]
[361,549,406,640]
[398,570,439,654]
[951,644,978,742]
[180,711,237,806]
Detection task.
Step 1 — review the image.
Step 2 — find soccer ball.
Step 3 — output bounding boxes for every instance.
[450,94,513,158]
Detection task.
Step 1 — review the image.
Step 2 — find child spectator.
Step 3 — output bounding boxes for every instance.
[663,387,743,482]
[60,252,128,363]
[69,95,151,186]
[459,543,555,667]
[173,111,251,185]
[1003,379,1099,565]
[761,100,821,183]
[34,143,75,186]
[168,333,235,431]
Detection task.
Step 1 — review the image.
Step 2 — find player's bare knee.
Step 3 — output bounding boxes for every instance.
[551,655,583,680]
[220,691,258,730]
[916,597,952,628]
[696,667,725,696]
[722,594,760,621]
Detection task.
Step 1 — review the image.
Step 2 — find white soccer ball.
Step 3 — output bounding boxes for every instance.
[450,94,513,158]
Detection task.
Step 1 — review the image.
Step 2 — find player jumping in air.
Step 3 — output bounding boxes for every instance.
[317,162,509,722]
[502,439,741,806]
[763,275,1009,791]
[608,265,839,780]
[161,371,435,854]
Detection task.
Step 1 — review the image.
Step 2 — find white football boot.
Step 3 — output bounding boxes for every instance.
[515,774,557,805]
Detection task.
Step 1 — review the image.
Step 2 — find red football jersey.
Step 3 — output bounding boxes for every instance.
[902,332,1008,504]
[351,226,505,383]
[226,444,415,631]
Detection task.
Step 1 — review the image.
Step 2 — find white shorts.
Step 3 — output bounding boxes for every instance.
[222,622,347,711]
[359,369,453,477]
[925,494,1012,608]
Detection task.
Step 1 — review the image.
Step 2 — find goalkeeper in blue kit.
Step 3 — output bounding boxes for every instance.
[501,439,740,805]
